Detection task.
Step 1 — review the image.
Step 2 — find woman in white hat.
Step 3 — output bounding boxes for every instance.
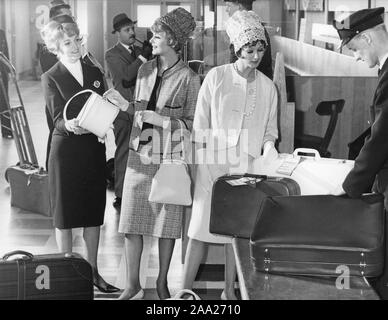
[182,10,279,300]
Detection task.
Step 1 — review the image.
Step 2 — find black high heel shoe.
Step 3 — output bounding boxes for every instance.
[93,272,120,293]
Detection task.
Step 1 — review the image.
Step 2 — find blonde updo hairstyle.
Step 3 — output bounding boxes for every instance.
[40,20,80,56]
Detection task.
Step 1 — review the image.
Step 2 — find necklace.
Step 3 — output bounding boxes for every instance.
[244,80,257,117]
[233,63,257,117]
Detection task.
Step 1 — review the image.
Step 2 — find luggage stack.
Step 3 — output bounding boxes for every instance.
[0,50,50,217]
[209,148,385,282]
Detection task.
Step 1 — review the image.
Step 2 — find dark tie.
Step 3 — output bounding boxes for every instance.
[130,46,136,59]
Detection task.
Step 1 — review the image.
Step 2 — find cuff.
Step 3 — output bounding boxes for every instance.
[138,55,147,63]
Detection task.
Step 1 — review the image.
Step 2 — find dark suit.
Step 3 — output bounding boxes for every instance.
[105,42,143,199]
[0,29,12,137]
[39,45,106,170]
[343,58,388,299]
[41,61,107,229]
[230,27,273,80]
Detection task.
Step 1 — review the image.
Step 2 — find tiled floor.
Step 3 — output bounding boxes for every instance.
[0,80,226,300]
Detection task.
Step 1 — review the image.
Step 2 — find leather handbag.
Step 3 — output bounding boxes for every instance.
[250,194,385,277]
[148,119,192,206]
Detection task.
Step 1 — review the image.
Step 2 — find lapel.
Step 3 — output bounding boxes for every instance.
[56,61,83,91]
[116,42,135,64]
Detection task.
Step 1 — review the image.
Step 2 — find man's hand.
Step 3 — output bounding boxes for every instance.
[141,40,153,60]
[330,185,346,196]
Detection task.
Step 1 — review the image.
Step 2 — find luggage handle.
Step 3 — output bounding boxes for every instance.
[2,250,34,261]
[293,148,321,159]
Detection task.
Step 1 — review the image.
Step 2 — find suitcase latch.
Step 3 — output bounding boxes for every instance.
[264,249,271,272]
[359,252,366,276]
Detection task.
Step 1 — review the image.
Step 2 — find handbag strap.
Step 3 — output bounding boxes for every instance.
[162,119,186,161]
[63,89,93,122]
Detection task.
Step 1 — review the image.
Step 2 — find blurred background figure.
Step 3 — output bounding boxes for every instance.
[105,13,153,210]
[0,28,12,139]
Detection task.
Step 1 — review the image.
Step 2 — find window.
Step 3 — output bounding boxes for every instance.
[137,5,161,28]
[204,5,229,30]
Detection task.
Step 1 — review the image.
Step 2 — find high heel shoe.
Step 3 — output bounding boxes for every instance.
[118,288,144,300]
[130,289,144,300]
[93,273,120,293]
[220,291,227,300]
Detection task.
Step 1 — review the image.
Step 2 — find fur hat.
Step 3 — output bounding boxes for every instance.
[225,10,267,53]
[159,7,196,46]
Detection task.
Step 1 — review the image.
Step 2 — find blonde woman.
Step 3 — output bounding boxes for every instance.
[40,17,121,293]
[105,8,201,300]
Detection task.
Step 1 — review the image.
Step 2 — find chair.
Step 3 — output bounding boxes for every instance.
[294,99,345,158]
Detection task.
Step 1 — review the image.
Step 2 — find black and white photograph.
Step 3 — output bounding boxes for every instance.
[0,0,388,306]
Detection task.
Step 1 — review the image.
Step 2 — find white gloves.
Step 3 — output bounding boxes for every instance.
[262,141,278,164]
[103,88,130,112]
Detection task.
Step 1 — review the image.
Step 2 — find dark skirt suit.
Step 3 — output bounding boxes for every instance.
[41,61,107,229]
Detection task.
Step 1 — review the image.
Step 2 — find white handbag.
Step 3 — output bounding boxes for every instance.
[63,89,120,139]
[148,119,192,206]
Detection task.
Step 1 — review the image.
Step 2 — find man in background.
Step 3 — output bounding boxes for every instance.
[105,13,152,209]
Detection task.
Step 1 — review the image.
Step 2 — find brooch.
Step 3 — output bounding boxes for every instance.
[93,81,101,88]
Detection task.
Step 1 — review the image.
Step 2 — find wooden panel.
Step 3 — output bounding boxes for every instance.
[274,52,295,153]
[272,36,378,76]
[328,0,368,12]
[290,76,378,158]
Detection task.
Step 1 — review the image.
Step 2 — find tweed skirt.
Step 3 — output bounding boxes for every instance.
[118,149,183,239]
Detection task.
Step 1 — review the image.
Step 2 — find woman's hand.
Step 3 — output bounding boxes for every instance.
[65,119,90,135]
[103,88,129,112]
[136,110,170,128]
[262,141,278,164]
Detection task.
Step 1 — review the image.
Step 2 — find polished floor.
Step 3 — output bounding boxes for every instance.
[0,80,226,300]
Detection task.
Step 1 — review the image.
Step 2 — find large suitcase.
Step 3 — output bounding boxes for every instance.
[0,250,94,300]
[5,165,50,217]
[209,174,300,239]
[250,194,385,277]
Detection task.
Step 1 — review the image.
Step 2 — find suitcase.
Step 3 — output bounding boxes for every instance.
[0,250,94,300]
[5,165,51,217]
[252,148,354,195]
[209,174,300,239]
[250,194,385,277]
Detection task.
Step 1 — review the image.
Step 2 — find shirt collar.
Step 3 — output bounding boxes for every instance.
[379,52,388,70]
[119,42,133,52]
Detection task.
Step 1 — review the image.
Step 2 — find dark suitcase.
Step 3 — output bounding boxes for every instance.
[250,194,385,277]
[5,165,51,217]
[210,174,300,238]
[0,250,94,300]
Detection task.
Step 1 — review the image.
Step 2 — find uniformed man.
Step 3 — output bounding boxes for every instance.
[332,7,388,299]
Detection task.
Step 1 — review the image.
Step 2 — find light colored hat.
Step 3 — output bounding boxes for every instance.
[159,7,196,46]
[225,10,267,53]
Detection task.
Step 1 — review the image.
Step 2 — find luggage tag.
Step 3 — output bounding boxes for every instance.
[226,177,263,187]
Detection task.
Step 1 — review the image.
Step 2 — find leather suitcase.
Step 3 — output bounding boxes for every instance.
[0,251,94,300]
[5,165,51,216]
[250,194,385,277]
[209,174,300,239]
